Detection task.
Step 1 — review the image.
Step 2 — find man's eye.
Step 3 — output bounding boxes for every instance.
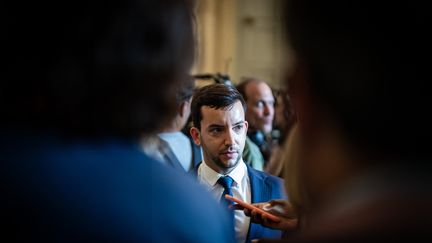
[233,125,243,132]
[210,128,222,134]
[255,101,265,108]
[268,101,275,107]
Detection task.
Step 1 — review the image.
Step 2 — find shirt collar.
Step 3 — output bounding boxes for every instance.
[199,159,247,188]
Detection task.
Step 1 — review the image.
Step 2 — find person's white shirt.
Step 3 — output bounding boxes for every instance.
[198,159,251,243]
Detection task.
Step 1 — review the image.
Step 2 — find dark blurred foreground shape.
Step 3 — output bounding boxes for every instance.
[259,0,431,242]
[1,0,235,242]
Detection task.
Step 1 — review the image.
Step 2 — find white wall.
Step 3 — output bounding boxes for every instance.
[195,0,295,89]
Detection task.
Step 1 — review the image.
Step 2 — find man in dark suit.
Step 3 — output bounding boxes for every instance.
[1,1,235,242]
[189,84,287,243]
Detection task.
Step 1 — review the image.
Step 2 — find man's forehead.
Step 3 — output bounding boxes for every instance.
[246,83,273,99]
[200,102,245,123]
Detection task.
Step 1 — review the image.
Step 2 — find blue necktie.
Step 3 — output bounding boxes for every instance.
[217,176,234,206]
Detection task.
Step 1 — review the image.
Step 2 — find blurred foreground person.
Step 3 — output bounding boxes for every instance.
[141,77,201,172]
[1,0,235,242]
[247,0,432,242]
[265,89,297,177]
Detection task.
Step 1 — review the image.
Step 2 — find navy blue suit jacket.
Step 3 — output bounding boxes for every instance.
[192,162,287,242]
[1,134,235,242]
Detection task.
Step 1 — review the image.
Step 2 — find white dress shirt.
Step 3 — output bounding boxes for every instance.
[198,160,251,243]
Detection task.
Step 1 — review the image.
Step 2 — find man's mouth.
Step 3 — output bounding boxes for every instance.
[263,119,273,124]
[221,151,238,159]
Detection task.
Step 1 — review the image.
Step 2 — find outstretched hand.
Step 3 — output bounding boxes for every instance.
[231,199,298,231]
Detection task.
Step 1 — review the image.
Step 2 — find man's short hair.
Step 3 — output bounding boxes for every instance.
[236,77,267,102]
[191,84,246,130]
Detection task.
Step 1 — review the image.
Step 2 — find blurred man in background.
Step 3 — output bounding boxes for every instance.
[237,78,276,170]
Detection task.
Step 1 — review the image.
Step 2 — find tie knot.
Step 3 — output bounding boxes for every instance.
[217,176,234,190]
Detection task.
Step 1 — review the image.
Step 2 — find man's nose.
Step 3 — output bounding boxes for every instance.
[263,103,274,116]
[224,131,235,146]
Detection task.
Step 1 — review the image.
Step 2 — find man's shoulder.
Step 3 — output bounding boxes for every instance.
[246,163,288,203]
[247,164,284,185]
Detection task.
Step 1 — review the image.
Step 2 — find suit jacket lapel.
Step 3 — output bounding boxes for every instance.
[246,165,267,242]
[160,140,185,172]
[189,161,201,177]
[190,139,202,168]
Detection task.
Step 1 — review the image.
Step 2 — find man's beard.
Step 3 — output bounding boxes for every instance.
[212,151,241,170]
[203,144,242,172]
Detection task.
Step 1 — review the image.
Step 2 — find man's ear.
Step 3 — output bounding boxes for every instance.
[244,121,249,132]
[189,127,201,146]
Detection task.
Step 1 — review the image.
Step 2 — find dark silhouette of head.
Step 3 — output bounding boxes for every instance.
[285,0,430,161]
[2,0,196,139]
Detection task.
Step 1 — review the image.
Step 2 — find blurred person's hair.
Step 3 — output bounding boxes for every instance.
[236,77,268,102]
[175,76,195,107]
[191,84,246,130]
[2,0,196,138]
[285,1,429,161]
[274,89,296,143]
